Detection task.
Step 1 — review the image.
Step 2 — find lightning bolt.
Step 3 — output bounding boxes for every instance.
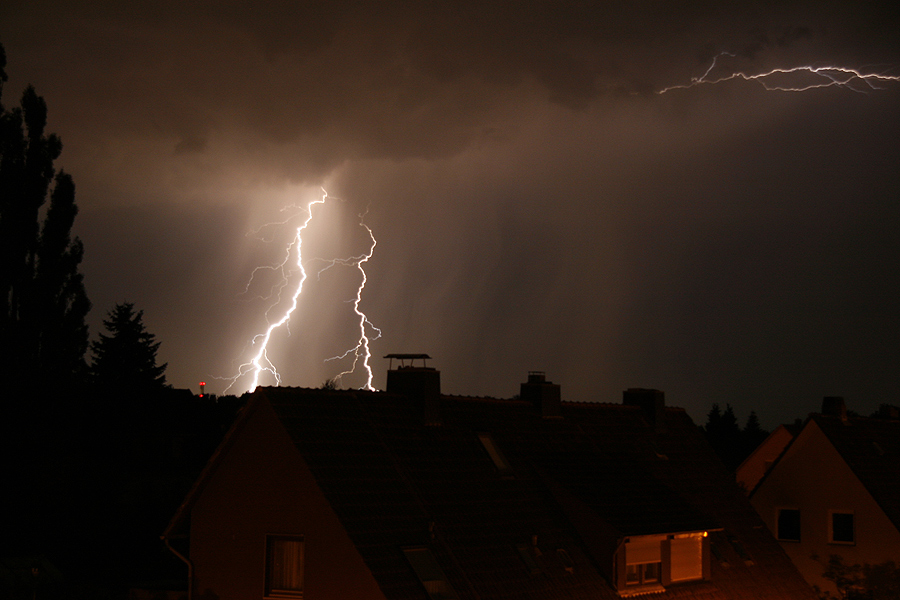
[658,51,900,94]
[324,207,381,391]
[221,189,380,394]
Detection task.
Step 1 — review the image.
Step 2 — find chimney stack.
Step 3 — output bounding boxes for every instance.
[385,354,441,426]
[623,388,666,432]
[521,371,561,418]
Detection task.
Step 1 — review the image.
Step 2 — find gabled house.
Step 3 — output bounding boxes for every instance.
[749,398,900,595]
[163,361,816,600]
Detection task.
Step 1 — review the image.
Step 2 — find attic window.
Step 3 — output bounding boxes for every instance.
[477,433,512,474]
[829,512,854,545]
[265,534,304,598]
[403,548,459,600]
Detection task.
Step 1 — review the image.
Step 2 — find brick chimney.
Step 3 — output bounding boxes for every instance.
[520,371,561,418]
[623,388,666,432]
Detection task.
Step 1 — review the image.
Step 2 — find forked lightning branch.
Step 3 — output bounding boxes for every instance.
[221,189,380,394]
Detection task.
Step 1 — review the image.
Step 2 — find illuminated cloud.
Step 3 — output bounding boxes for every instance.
[1,1,898,424]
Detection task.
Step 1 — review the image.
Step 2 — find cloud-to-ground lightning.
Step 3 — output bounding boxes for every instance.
[221,189,380,394]
[324,207,381,391]
[658,51,900,94]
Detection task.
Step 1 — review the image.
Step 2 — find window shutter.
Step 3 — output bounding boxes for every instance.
[670,535,703,582]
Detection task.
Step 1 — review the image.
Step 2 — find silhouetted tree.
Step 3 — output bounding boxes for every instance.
[741,410,768,457]
[0,43,90,390]
[703,403,756,471]
[91,302,167,391]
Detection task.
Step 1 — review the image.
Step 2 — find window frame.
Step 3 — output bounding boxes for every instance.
[829,511,855,545]
[264,534,305,599]
[776,508,801,542]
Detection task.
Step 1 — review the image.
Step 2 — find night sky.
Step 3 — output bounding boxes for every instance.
[2,1,899,428]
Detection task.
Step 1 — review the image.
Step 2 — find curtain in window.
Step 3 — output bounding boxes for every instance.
[269,537,304,595]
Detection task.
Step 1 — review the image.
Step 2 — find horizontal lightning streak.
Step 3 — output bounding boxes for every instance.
[657,52,900,94]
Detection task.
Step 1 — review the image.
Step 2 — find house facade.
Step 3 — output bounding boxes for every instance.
[164,363,817,600]
[749,399,900,595]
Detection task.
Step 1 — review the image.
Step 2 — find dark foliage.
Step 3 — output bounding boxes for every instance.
[702,403,770,471]
[815,555,900,600]
[91,302,168,392]
[0,42,90,392]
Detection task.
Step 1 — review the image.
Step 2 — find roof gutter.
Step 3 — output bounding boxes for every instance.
[162,534,192,600]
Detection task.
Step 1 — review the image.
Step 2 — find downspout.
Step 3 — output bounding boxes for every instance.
[162,534,193,600]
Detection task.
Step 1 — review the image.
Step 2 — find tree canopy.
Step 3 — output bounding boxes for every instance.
[703,403,770,471]
[0,42,90,390]
[91,302,168,391]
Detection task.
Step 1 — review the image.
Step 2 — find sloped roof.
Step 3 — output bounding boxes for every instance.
[229,386,816,600]
[811,414,900,531]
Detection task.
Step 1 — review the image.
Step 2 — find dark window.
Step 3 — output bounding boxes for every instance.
[831,512,854,544]
[777,509,801,542]
[265,535,304,598]
[404,548,459,600]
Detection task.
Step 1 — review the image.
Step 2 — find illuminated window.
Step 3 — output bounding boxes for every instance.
[265,535,304,598]
[830,512,854,544]
[477,433,511,474]
[624,535,664,587]
[776,508,801,542]
[404,548,459,600]
[626,561,661,585]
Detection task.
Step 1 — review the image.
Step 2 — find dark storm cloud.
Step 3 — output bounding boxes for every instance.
[1,1,899,426]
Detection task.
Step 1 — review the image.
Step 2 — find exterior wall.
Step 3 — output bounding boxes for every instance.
[750,421,900,595]
[736,425,796,494]
[190,399,387,600]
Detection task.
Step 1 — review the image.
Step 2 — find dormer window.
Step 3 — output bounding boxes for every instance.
[618,532,709,596]
[624,535,664,590]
